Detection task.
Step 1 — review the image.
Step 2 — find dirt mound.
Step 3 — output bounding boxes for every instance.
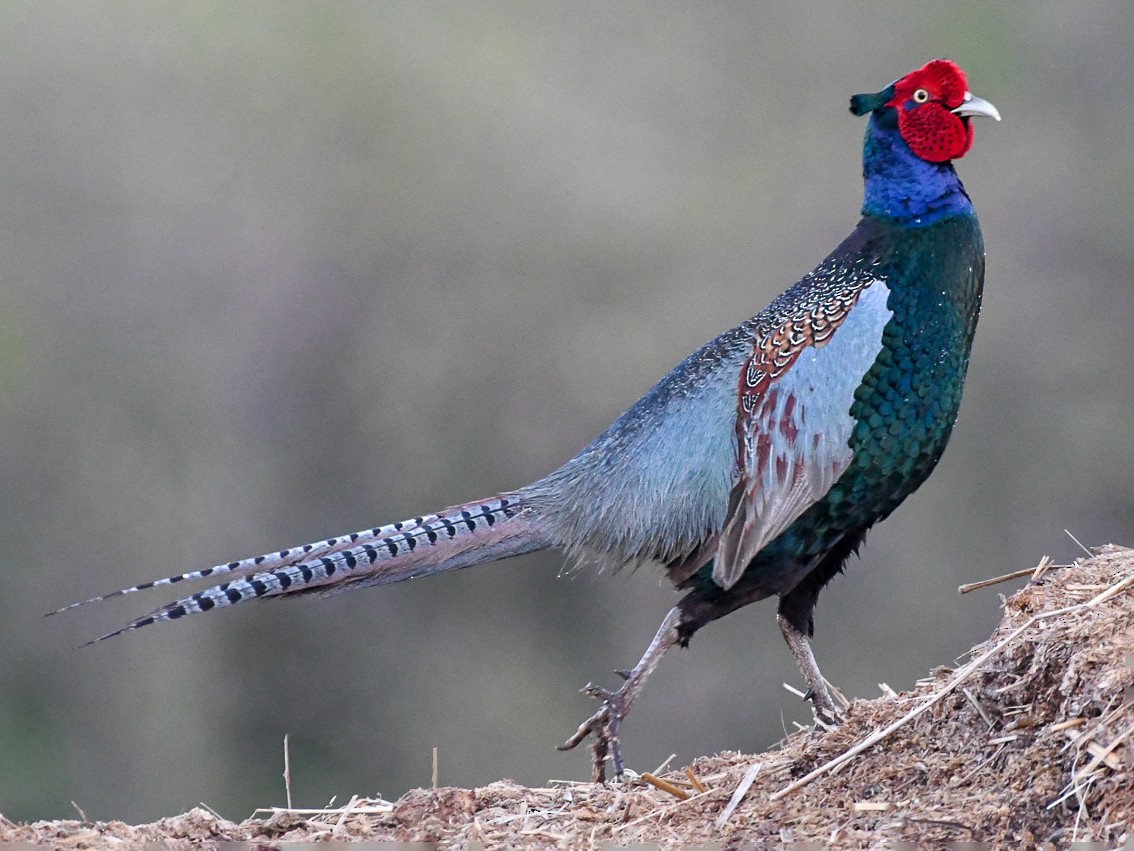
[4,546,1133,848]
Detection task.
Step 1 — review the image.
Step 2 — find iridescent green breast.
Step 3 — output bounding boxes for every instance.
[835,212,984,520]
[718,212,985,591]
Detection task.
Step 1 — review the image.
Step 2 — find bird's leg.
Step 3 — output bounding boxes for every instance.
[558,606,682,783]
[777,612,843,729]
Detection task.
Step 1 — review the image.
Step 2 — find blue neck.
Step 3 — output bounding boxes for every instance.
[861,112,973,225]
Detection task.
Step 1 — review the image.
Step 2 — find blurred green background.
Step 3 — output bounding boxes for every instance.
[2,0,1132,825]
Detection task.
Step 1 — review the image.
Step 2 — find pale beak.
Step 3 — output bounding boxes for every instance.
[952,92,1001,121]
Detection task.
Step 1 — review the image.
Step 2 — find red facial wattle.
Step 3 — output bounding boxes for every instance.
[888,59,977,163]
[898,104,974,163]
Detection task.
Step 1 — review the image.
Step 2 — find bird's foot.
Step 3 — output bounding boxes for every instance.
[557,680,631,783]
[777,613,846,732]
[557,606,683,783]
[803,685,845,731]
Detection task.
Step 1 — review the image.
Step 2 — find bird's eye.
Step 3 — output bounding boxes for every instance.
[913,88,930,103]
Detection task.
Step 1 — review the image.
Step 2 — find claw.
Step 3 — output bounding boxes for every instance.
[777,612,846,733]
[794,681,842,728]
[558,683,629,783]
[806,689,845,731]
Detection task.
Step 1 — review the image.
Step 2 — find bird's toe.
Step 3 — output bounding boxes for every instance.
[557,682,633,783]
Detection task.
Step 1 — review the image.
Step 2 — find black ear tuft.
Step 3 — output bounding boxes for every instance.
[849,83,897,117]
[849,90,888,116]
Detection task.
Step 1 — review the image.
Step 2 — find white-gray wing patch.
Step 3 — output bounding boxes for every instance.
[712,279,893,589]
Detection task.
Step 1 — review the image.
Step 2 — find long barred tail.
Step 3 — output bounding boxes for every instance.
[56,495,550,646]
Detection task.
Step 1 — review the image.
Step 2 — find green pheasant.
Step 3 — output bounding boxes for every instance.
[56,59,999,783]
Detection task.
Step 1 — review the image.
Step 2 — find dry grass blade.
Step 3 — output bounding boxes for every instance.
[1065,529,1093,558]
[641,773,689,801]
[958,555,1055,594]
[1084,570,1134,606]
[684,767,705,793]
[253,804,395,817]
[1050,718,1086,733]
[333,794,361,832]
[1071,721,1134,774]
[612,787,716,834]
[827,678,850,710]
[961,687,995,728]
[782,681,807,698]
[716,761,761,828]
[852,801,889,812]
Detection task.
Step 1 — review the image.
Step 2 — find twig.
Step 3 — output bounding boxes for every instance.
[283,734,293,810]
[1065,529,1093,558]
[1085,570,1134,606]
[70,801,90,824]
[716,762,761,828]
[1061,701,1126,758]
[685,767,705,793]
[1048,747,1101,811]
[958,566,1035,594]
[782,682,806,699]
[1071,721,1133,774]
[652,753,677,775]
[1050,718,1085,733]
[432,746,439,791]
[1032,556,1056,582]
[961,687,995,728]
[957,743,1005,785]
[197,801,225,821]
[641,772,689,800]
[254,804,395,816]
[958,556,1054,594]
[853,801,889,812]
[333,794,360,833]
[827,678,850,710]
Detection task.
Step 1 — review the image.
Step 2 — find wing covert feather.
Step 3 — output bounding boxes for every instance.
[712,279,893,589]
